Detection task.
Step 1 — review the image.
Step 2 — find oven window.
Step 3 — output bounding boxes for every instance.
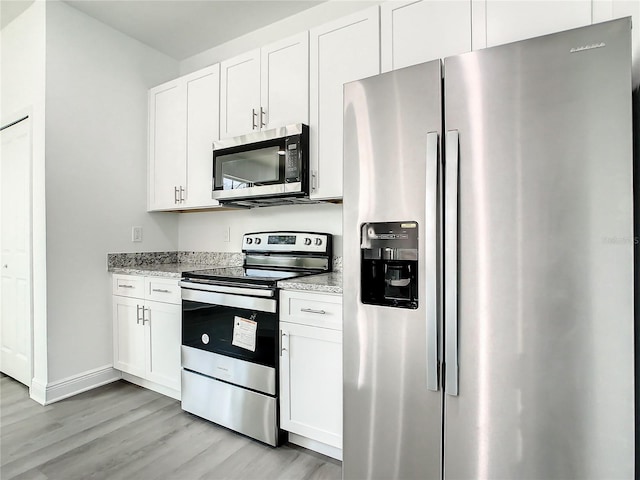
[215,145,283,191]
[182,300,278,368]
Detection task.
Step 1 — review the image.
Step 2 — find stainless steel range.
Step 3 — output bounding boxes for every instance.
[179,231,332,446]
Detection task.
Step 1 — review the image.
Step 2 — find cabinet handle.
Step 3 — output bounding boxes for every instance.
[174,186,179,204]
[142,307,150,325]
[180,186,185,203]
[280,331,289,355]
[136,304,143,324]
[260,107,266,128]
[252,108,258,130]
[120,284,134,289]
[152,288,172,293]
[301,308,326,315]
[311,171,318,191]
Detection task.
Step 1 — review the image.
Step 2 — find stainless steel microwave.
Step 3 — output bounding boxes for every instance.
[212,124,309,208]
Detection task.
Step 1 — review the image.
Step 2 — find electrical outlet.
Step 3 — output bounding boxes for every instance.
[224,227,230,242]
[132,226,143,242]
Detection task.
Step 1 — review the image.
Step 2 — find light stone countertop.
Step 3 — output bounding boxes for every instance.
[108,263,220,279]
[277,272,343,295]
[108,263,343,295]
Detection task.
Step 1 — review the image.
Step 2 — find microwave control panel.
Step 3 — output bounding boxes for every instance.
[284,138,300,182]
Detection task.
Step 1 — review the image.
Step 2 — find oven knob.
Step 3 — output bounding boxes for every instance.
[254,237,261,245]
[304,237,312,246]
[201,334,210,345]
[314,238,323,246]
[246,238,253,244]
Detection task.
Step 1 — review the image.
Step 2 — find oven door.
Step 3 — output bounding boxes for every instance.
[181,287,278,369]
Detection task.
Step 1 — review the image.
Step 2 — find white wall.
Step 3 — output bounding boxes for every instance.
[179,0,381,75]
[44,0,179,384]
[0,0,48,392]
[178,203,343,255]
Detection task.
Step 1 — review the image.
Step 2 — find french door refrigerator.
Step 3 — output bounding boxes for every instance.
[342,18,634,480]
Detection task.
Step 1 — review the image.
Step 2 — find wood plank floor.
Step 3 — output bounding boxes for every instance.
[0,375,342,480]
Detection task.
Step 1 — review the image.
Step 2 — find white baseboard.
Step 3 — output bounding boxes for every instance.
[288,432,343,461]
[120,372,181,401]
[30,366,121,405]
[29,378,47,405]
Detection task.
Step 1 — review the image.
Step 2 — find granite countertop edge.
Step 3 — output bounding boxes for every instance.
[109,264,343,294]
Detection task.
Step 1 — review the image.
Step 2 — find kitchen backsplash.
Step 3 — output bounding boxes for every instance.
[108,251,342,272]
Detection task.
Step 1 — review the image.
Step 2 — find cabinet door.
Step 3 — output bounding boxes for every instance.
[220,49,261,139]
[113,296,146,378]
[310,6,380,200]
[145,300,181,392]
[484,0,591,47]
[148,80,187,210]
[261,32,309,129]
[280,321,342,449]
[184,64,220,208]
[381,0,471,72]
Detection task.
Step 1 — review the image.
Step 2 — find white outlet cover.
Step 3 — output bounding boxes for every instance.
[132,226,143,242]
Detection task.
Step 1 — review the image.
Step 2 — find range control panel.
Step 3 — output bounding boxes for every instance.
[242,231,331,254]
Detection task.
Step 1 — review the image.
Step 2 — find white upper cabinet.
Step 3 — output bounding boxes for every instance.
[148,81,186,210]
[148,64,220,211]
[220,32,309,139]
[261,33,309,130]
[185,66,221,208]
[309,6,380,200]
[220,50,262,138]
[381,0,471,72]
[483,0,592,48]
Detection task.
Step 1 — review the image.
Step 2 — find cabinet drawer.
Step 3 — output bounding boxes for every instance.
[145,277,181,304]
[280,291,342,330]
[113,274,144,298]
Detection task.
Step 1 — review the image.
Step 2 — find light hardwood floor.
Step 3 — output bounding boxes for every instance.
[0,375,342,480]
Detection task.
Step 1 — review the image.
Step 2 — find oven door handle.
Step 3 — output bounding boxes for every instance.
[179,280,275,298]
[181,287,277,313]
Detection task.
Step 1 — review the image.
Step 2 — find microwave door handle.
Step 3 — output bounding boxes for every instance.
[425,131,440,392]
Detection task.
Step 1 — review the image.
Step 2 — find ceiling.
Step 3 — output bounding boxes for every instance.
[1,0,325,60]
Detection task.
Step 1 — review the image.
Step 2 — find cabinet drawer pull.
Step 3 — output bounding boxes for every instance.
[152,288,172,293]
[136,304,143,324]
[300,308,326,315]
[252,108,258,129]
[120,284,135,289]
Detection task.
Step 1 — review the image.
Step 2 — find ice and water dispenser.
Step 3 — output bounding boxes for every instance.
[360,222,418,309]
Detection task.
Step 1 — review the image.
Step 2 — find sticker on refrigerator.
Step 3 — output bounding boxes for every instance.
[232,316,257,352]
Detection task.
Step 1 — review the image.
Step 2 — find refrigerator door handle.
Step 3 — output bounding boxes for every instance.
[426,131,440,392]
[445,130,459,396]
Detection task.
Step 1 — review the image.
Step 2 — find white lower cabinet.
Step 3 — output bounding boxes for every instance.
[279,290,342,460]
[112,274,181,399]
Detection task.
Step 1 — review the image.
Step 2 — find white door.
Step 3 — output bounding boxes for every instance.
[145,300,181,391]
[148,81,187,210]
[0,116,32,386]
[220,49,261,138]
[381,0,471,72]
[261,32,309,129]
[113,295,146,378]
[280,321,342,449]
[309,6,380,200]
[185,64,220,208]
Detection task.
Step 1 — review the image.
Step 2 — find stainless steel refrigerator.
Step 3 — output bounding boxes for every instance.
[342,18,634,480]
